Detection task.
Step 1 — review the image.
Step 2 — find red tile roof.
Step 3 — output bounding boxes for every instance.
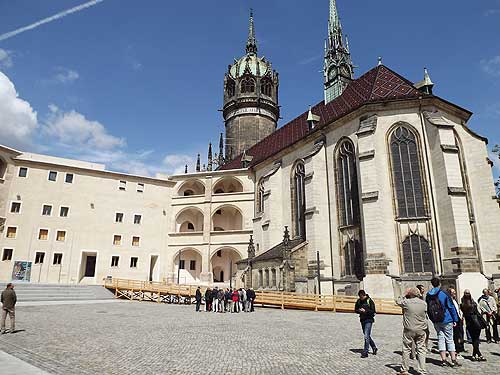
[220,65,425,170]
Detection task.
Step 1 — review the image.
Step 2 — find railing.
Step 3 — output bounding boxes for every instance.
[104,278,402,315]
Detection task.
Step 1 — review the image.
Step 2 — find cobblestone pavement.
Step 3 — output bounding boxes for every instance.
[0,301,499,374]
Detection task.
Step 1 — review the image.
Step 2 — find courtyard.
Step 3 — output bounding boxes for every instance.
[0,301,499,374]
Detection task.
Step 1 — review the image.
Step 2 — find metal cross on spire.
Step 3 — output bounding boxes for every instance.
[246,8,258,55]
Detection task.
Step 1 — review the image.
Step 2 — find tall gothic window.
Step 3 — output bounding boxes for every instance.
[401,234,434,273]
[241,77,255,93]
[344,239,364,279]
[389,125,426,218]
[226,79,235,97]
[256,179,265,214]
[292,162,306,239]
[261,78,272,96]
[336,139,360,226]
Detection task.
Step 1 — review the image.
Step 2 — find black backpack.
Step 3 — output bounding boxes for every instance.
[426,291,445,323]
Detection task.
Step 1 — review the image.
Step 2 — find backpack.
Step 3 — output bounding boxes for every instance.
[426,291,445,323]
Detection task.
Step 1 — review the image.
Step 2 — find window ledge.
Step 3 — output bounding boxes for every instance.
[361,191,379,202]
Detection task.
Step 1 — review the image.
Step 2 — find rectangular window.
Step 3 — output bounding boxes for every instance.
[10,202,21,214]
[111,256,119,267]
[48,171,57,181]
[19,167,28,178]
[53,253,63,265]
[6,227,17,239]
[42,205,52,216]
[189,260,196,271]
[56,230,66,242]
[60,206,69,217]
[137,183,144,193]
[65,173,74,183]
[130,257,138,268]
[119,181,126,191]
[2,249,13,261]
[38,229,49,240]
[132,236,140,247]
[134,214,142,225]
[179,260,185,269]
[115,213,124,223]
[35,252,45,264]
[113,235,122,246]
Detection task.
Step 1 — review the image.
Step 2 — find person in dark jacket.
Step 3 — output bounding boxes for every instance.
[1,283,16,334]
[461,290,486,361]
[247,288,255,312]
[355,289,378,358]
[195,287,202,312]
[212,287,219,313]
[204,287,212,312]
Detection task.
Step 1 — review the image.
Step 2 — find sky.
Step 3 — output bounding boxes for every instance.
[0,0,500,178]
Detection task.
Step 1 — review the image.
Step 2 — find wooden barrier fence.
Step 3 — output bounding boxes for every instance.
[104,278,402,315]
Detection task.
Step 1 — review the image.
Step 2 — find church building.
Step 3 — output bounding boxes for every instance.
[0,0,499,299]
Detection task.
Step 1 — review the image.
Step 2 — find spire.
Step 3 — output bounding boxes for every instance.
[415,67,434,95]
[218,133,224,166]
[324,0,354,104]
[207,143,213,172]
[184,165,188,174]
[196,154,201,172]
[246,9,257,55]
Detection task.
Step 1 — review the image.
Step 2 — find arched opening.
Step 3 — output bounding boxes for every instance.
[211,206,243,231]
[213,177,243,194]
[241,77,255,93]
[175,208,204,232]
[173,248,202,284]
[210,247,242,286]
[226,79,235,97]
[291,161,306,239]
[256,178,265,213]
[0,158,7,179]
[177,180,205,197]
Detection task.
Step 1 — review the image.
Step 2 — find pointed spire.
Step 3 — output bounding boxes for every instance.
[378,56,383,66]
[329,0,341,35]
[207,143,213,172]
[246,9,258,55]
[218,133,224,166]
[415,67,434,95]
[196,154,201,172]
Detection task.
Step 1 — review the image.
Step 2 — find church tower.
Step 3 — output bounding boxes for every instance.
[222,10,280,161]
[324,0,354,103]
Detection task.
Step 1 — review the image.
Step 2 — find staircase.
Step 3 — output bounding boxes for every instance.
[0,283,115,302]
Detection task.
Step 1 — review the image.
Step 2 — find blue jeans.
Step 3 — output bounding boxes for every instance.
[433,322,455,353]
[361,320,377,354]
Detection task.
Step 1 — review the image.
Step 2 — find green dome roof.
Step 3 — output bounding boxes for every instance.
[229,54,272,79]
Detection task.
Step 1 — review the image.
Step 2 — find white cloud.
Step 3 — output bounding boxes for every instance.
[53,67,79,83]
[0,48,13,69]
[44,107,125,150]
[0,71,38,149]
[163,154,195,174]
[480,56,500,77]
[485,9,500,16]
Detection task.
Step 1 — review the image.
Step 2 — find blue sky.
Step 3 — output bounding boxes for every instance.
[0,0,500,177]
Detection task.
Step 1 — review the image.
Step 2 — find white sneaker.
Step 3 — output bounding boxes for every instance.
[456,354,464,360]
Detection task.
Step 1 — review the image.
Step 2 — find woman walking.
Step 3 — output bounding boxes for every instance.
[461,290,486,361]
[448,288,465,357]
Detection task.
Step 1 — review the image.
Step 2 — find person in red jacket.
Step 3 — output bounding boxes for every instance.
[231,289,240,313]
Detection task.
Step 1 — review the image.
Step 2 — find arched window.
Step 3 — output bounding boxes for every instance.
[256,179,265,213]
[336,139,360,226]
[183,189,194,197]
[226,79,235,97]
[261,78,272,96]
[389,125,426,218]
[292,162,306,239]
[401,235,434,273]
[241,77,255,93]
[187,223,195,231]
[343,239,364,279]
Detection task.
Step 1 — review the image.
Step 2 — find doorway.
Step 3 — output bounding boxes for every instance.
[85,256,96,277]
[149,255,158,282]
[79,252,97,283]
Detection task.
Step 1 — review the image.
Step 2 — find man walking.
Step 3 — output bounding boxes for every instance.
[355,290,378,358]
[1,283,17,334]
[195,286,202,312]
[426,277,461,367]
[478,289,499,343]
[396,287,428,375]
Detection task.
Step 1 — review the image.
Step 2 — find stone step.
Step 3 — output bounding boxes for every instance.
[0,283,115,302]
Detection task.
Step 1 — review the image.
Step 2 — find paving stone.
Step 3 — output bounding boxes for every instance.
[0,302,498,374]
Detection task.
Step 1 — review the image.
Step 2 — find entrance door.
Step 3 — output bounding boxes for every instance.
[149,256,158,282]
[85,256,96,277]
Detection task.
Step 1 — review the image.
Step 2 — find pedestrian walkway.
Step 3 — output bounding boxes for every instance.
[0,350,51,374]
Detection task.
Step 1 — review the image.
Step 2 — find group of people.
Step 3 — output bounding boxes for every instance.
[355,278,500,375]
[195,286,256,313]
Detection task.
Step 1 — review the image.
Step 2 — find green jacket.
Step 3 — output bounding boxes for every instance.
[1,288,17,309]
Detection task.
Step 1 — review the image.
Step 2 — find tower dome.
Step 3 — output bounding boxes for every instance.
[222,10,280,161]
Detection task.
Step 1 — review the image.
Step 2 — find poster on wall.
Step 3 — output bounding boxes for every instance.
[12,261,32,282]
